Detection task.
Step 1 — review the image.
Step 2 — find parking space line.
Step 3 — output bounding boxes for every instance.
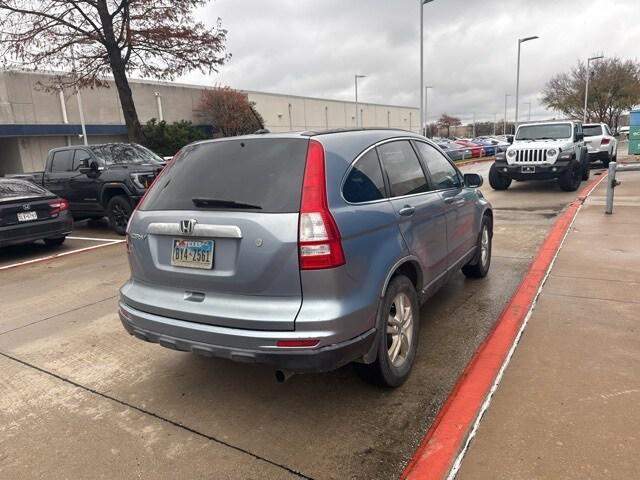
[401,172,608,480]
[67,235,123,242]
[0,240,125,271]
[0,349,314,480]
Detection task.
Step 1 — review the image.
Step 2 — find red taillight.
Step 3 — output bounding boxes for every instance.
[276,339,320,348]
[298,140,345,270]
[49,199,69,216]
[601,138,610,145]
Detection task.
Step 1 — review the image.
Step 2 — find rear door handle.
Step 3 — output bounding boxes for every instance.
[398,205,415,216]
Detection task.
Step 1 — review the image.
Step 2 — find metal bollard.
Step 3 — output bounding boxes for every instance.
[605,162,617,214]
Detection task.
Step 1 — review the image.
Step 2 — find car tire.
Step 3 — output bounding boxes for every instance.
[558,161,581,192]
[107,195,132,236]
[581,151,590,181]
[44,237,65,247]
[462,215,492,278]
[355,275,420,388]
[488,163,512,190]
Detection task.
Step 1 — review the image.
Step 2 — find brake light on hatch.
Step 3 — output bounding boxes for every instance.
[49,199,69,216]
[298,140,345,270]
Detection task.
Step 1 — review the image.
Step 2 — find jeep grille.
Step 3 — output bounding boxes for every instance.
[515,149,548,163]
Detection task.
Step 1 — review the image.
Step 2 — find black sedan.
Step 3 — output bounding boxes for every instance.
[0,178,73,248]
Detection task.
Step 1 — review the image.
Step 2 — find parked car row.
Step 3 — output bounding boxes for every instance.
[433,136,509,162]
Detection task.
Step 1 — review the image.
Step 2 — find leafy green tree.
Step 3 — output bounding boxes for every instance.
[142,119,207,157]
[542,57,640,128]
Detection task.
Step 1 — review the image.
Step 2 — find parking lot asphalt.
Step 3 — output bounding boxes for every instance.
[0,161,608,480]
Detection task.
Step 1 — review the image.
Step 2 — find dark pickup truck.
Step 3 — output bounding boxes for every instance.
[8,143,164,235]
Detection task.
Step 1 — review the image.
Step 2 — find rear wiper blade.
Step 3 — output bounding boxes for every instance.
[192,198,262,210]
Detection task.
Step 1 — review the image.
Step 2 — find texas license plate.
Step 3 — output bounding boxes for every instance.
[521,166,536,173]
[171,239,214,269]
[17,211,38,222]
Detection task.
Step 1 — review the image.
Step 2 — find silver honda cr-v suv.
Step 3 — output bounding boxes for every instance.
[119,129,492,387]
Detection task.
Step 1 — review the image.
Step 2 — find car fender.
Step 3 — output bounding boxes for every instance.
[100,183,133,206]
[379,255,423,298]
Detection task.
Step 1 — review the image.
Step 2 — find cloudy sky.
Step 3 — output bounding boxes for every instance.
[183,0,640,124]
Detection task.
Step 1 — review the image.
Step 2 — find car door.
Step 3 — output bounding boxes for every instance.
[43,149,74,200]
[68,148,102,215]
[413,140,477,268]
[376,140,448,291]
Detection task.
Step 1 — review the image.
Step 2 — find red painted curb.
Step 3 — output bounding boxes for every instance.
[401,172,607,480]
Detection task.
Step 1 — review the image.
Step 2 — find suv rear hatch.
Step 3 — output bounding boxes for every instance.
[124,137,309,331]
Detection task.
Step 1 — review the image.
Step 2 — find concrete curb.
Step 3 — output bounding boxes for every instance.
[401,172,608,480]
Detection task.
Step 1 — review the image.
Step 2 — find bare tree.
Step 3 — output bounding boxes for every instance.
[0,1,228,142]
[542,57,640,129]
[436,113,461,138]
[198,87,264,137]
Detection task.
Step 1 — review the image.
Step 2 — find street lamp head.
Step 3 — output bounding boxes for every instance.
[422,0,435,4]
[519,35,539,43]
[588,55,605,62]
[355,74,366,79]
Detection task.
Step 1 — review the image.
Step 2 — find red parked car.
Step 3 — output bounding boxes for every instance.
[455,139,485,158]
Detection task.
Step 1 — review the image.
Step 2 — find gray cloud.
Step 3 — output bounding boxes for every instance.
[181,0,640,124]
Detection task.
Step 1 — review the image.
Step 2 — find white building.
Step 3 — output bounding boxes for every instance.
[0,70,419,174]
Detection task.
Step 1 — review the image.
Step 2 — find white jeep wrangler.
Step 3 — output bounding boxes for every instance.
[489,121,589,192]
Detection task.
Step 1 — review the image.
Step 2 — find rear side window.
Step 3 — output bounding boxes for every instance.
[377,141,429,197]
[414,141,461,190]
[141,138,309,213]
[583,125,603,137]
[343,149,386,203]
[50,150,74,172]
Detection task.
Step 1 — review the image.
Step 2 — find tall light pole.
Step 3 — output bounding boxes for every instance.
[424,85,433,136]
[420,0,435,134]
[503,93,511,135]
[354,74,366,127]
[515,35,539,129]
[584,55,604,122]
[493,112,498,136]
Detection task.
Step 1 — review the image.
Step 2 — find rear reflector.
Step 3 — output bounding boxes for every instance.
[298,140,345,270]
[276,339,320,348]
[601,138,610,145]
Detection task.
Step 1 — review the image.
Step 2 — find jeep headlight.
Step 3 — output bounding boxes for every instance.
[130,173,155,190]
[547,148,557,157]
[507,149,516,158]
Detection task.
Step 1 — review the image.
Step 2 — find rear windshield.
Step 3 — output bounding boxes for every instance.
[0,179,49,200]
[583,125,603,137]
[140,138,309,213]
[516,123,572,140]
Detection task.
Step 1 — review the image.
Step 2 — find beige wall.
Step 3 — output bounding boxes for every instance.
[0,71,419,133]
[0,69,419,174]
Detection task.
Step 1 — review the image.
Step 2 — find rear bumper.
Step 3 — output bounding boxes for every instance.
[588,151,609,162]
[119,301,377,373]
[495,160,571,180]
[0,214,73,247]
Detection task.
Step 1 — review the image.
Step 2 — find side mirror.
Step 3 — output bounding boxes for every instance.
[81,161,102,176]
[508,137,514,144]
[464,173,483,188]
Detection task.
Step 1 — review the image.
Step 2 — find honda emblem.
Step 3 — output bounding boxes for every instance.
[180,219,197,235]
[22,204,31,211]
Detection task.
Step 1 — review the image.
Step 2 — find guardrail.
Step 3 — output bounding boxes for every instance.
[605,161,640,214]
